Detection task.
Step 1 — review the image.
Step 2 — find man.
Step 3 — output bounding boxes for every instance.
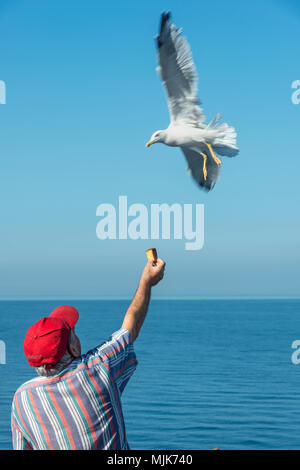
[11,257,166,450]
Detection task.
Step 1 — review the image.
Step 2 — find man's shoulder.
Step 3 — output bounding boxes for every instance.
[100,328,134,354]
[84,328,134,361]
[17,375,46,392]
[13,359,84,398]
[12,375,46,405]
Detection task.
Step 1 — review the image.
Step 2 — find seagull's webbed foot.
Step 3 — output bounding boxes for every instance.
[200,152,208,180]
[206,143,221,166]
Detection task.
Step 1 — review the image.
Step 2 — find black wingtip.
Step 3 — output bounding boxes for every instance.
[156,11,171,49]
[162,11,171,21]
[199,179,216,192]
[160,11,171,30]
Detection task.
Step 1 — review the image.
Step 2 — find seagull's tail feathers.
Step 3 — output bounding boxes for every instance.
[213,122,239,157]
[207,113,222,128]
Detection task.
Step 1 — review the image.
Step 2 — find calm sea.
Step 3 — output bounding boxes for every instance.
[1,299,300,450]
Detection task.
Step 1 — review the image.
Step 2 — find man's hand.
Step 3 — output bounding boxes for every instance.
[140,258,166,287]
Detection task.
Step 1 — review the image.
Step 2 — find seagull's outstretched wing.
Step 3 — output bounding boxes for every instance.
[156,12,205,127]
[181,147,220,191]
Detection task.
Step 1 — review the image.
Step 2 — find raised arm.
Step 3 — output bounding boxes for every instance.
[122,258,166,342]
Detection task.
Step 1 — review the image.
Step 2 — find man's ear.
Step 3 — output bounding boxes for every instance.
[68,336,81,358]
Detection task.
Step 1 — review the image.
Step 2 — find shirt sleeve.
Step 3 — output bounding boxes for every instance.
[11,412,32,450]
[94,328,138,394]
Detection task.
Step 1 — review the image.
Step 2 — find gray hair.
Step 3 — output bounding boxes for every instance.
[35,329,76,377]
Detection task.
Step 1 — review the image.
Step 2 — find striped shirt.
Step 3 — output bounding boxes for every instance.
[11,328,137,450]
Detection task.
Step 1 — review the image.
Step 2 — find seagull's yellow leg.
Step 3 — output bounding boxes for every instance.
[206,143,221,166]
[200,152,208,180]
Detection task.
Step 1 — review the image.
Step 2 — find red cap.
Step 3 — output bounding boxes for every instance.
[24,305,79,369]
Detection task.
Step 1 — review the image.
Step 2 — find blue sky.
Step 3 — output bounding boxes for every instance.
[0,0,299,298]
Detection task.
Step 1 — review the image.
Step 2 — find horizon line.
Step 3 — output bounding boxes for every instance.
[0,296,300,301]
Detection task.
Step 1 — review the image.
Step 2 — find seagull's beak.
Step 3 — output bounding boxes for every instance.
[146,140,154,148]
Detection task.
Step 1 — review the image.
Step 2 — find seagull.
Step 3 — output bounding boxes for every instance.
[146,12,239,191]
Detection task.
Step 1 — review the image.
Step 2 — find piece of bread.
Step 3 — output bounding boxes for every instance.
[145,248,158,263]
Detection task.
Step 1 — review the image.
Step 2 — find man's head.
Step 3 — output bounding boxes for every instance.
[24,305,81,374]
